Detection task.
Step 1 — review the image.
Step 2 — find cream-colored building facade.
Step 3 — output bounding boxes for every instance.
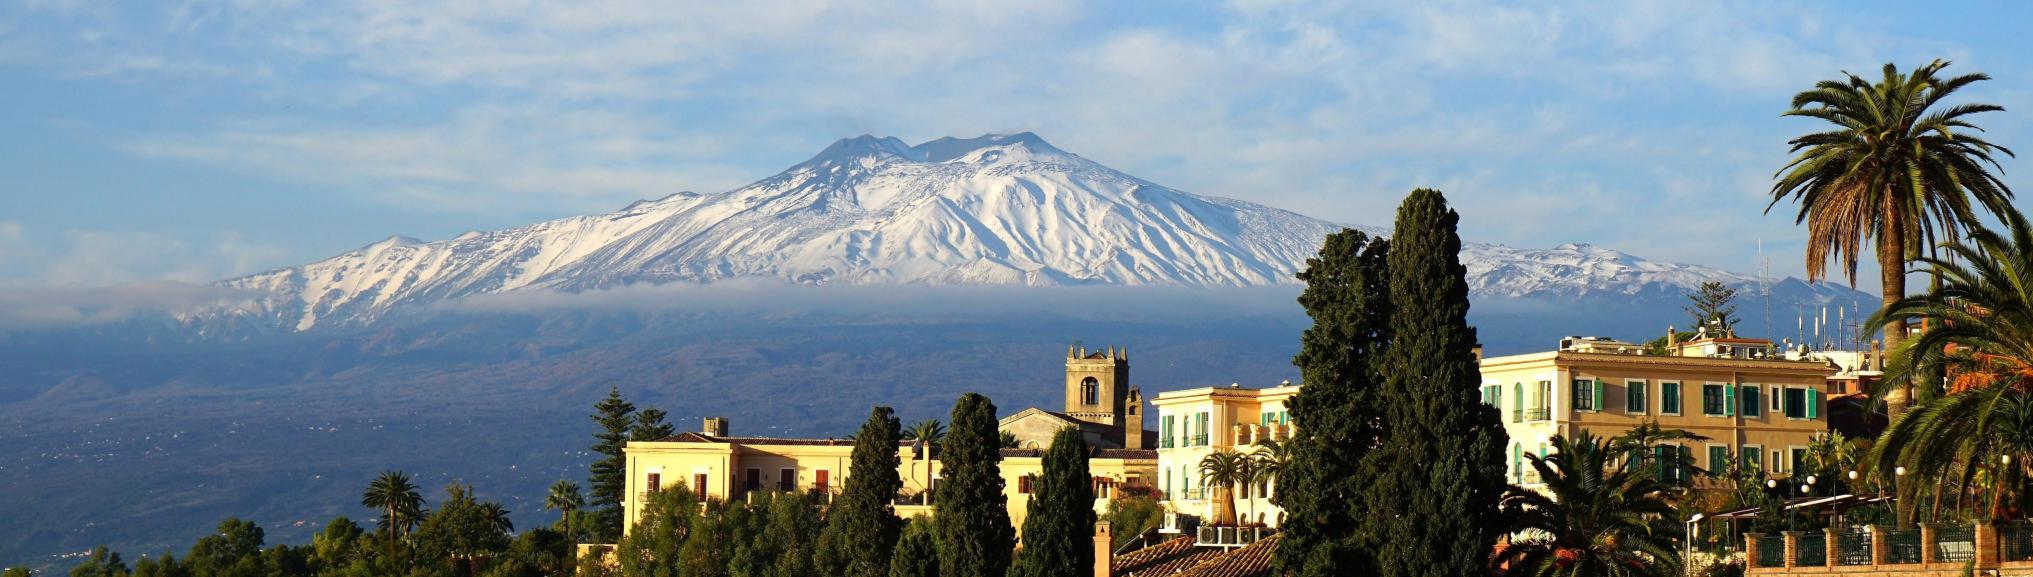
[1479,335,1837,489]
[1149,381,1298,528]
[617,345,1160,540]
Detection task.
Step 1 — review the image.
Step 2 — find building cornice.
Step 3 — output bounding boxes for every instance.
[1480,351,1835,375]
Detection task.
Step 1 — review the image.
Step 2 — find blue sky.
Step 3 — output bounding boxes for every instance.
[2,0,2029,290]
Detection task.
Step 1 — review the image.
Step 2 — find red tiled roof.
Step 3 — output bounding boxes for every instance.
[1174,533,1282,577]
[1114,536,1220,577]
[652,432,854,446]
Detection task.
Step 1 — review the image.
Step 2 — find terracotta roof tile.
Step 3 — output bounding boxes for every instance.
[1113,536,1221,577]
[1174,533,1281,577]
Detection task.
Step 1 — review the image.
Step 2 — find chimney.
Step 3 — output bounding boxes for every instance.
[702,417,729,437]
[1666,325,1678,353]
[1093,521,1114,577]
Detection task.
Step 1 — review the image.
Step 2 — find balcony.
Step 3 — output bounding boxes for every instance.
[1190,434,1209,447]
[1196,526,1274,548]
[1523,408,1550,421]
[1160,436,1175,449]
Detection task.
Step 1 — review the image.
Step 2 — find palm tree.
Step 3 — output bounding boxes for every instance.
[904,419,945,459]
[1250,438,1290,501]
[362,470,425,547]
[544,479,583,535]
[1197,450,1249,526]
[999,430,1021,449]
[1491,431,1681,577]
[1870,209,2033,519]
[1769,59,2015,417]
[1608,419,1710,479]
[904,419,945,503]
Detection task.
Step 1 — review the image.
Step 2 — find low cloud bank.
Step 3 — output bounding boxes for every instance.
[445,279,1309,322]
[0,282,255,328]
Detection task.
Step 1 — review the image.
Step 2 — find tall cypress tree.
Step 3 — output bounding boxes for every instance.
[936,393,1014,577]
[1013,427,1094,577]
[1367,189,1509,577]
[589,387,636,542]
[1273,228,1391,577]
[816,406,906,577]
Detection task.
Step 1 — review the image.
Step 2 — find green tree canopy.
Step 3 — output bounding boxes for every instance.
[935,393,1014,577]
[590,387,638,542]
[1014,427,1095,577]
[1274,227,1391,577]
[816,406,905,577]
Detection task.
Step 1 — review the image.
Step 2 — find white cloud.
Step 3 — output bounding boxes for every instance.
[0,228,289,289]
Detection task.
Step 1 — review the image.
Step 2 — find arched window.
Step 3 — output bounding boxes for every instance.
[1081,377,1100,405]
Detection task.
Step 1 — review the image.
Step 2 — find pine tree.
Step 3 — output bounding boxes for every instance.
[632,408,676,442]
[1014,427,1094,577]
[816,406,906,577]
[1367,189,1509,577]
[935,393,1014,577]
[1274,228,1391,577]
[590,388,637,542]
[1684,281,1740,333]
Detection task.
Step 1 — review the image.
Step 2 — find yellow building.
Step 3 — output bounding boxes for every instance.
[616,345,1160,540]
[1148,381,1298,528]
[1478,334,1837,489]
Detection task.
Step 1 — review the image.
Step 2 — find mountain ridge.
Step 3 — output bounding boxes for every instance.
[200,132,1864,331]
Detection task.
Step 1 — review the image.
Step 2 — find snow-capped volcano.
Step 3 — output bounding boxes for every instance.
[210,133,1857,331]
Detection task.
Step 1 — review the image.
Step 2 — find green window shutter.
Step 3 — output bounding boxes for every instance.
[1806,390,1821,419]
[1679,446,1694,482]
[1593,379,1605,412]
[1724,385,1736,416]
[1512,384,1523,411]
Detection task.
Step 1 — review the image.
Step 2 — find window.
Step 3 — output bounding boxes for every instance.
[1740,385,1762,418]
[693,473,707,496]
[1512,383,1524,422]
[1080,377,1099,405]
[1572,379,1601,411]
[1511,444,1522,481]
[1771,385,1783,411]
[1196,412,1210,446]
[1702,384,1728,416]
[646,473,661,493]
[1538,381,1553,411]
[1160,415,1176,449]
[1708,445,1731,474]
[1771,450,1784,473]
[779,468,795,491]
[1791,447,1809,474]
[814,470,830,493]
[1490,385,1502,409]
[1018,475,1034,494]
[745,468,761,492]
[1784,388,1808,419]
[1626,380,1647,414]
[1742,445,1763,472]
[1661,382,1682,414]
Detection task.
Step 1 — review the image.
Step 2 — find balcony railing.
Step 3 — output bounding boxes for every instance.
[1160,436,1175,449]
[1190,434,1209,446]
[1196,526,1273,548]
[1523,408,1550,421]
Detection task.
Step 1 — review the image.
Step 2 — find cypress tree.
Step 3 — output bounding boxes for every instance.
[936,393,1014,577]
[1367,189,1508,577]
[589,387,636,542]
[816,406,906,577]
[887,529,938,577]
[1273,228,1391,577]
[1014,427,1094,577]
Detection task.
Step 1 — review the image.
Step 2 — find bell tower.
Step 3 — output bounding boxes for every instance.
[1065,343,1133,439]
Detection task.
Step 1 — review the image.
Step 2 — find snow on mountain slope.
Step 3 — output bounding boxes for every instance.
[209,132,1856,331]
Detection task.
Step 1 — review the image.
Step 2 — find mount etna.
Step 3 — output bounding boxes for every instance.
[0,133,1869,567]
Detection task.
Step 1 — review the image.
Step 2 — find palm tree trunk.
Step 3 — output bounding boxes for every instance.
[1882,216,1916,529]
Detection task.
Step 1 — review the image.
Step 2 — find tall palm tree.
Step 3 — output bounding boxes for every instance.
[544,479,583,534]
[904,419,946,504]
[362,470,425,546]
[1250,438,1290,501]
[1198,450,1249,526]
[1491,431,1681,577]
[1769,59,2015,417]
[1870,209,2033,519]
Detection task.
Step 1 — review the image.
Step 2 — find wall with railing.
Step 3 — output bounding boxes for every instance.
[1744,521,2033,574]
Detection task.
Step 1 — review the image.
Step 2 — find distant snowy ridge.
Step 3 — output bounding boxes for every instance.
[202,132,1859,331]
